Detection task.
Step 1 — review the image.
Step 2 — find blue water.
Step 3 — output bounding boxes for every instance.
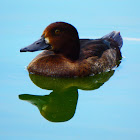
[0,0,140,139]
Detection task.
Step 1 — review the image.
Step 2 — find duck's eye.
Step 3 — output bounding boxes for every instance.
[55,29,61,35]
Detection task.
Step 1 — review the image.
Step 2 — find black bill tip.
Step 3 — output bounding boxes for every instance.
[20,47,29,52]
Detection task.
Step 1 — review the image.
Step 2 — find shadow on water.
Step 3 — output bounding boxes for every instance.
[19,71,115,122]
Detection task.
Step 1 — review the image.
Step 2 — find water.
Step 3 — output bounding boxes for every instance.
[0,0,140,139]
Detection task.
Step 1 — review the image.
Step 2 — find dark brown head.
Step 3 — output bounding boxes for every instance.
[20,22,80,61]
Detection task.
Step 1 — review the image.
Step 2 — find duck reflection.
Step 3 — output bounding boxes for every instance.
[19,71,114,122]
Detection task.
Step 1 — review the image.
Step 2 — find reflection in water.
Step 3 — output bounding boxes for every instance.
[19,71,114,122]
[19,87,78,122]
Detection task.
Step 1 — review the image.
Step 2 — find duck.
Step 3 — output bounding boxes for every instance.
[20,22,123,77]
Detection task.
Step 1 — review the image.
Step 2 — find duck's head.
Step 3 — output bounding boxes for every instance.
[20,22,80,60]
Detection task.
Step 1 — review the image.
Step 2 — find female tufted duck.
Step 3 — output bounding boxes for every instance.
[20,22,123,77]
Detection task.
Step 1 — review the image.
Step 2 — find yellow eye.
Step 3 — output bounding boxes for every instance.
[55,29,61,35]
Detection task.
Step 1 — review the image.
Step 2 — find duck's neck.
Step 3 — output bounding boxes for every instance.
[54,40,80,61]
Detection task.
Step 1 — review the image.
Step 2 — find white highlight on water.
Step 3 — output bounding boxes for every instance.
[123,37,140,41]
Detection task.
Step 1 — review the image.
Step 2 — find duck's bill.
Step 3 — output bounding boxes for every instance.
[20,37,51,52]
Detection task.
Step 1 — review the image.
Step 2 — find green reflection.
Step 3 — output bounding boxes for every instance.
[19,71,114,122]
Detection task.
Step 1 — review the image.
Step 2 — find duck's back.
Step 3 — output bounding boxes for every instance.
[80,31,122,59]
[79,31,122,75]
[80,38,121,60]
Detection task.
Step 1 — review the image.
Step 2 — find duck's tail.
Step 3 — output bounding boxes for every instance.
[102,31,123,49]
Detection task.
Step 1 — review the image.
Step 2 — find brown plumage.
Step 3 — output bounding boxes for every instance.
[20,22,123,77]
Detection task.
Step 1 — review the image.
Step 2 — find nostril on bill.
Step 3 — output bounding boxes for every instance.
[36,42,40,45]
